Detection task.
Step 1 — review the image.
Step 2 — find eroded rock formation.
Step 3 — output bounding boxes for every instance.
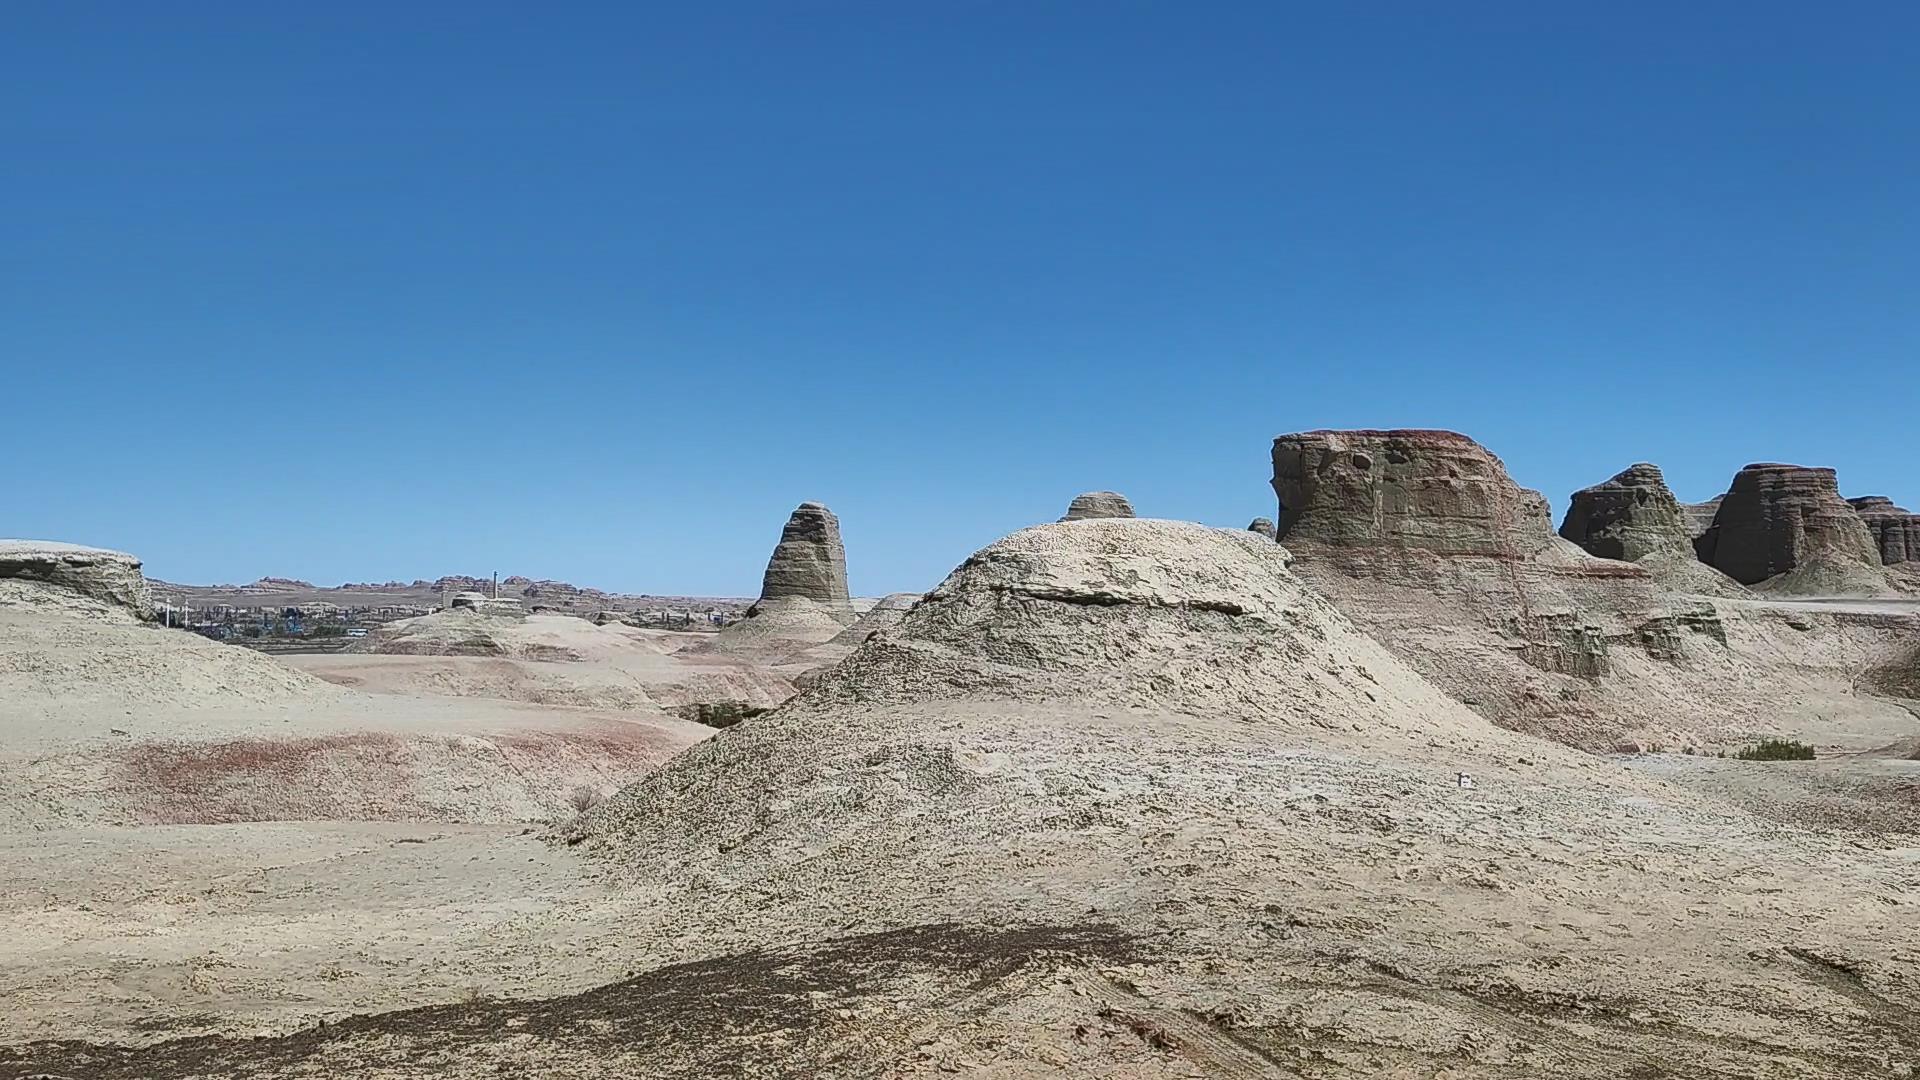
[1558,463,1694,562]
[754,502,851,609]
[1246,517,1276,539]
[1270,429,1562,559]
[1850,496,1920,566]
[1681,497,1722,544]
[1694,465,1881,586]
[0,540,152,619]
[1060,491,1135,521]
[1262,430,1776,743]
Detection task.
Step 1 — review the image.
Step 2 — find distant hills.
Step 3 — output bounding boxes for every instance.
[145,574,749,615]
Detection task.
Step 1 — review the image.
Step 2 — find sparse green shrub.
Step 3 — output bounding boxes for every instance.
[1735,738,1816,761]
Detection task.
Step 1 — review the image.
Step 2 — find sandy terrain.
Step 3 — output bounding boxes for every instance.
[0,824,644,1044]
[2,521,1918,1078]
[0,603,712,1049]
[289,611,798,719]
[5,520,1916,1079]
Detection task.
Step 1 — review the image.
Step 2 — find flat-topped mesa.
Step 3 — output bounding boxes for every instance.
[0,540,153,620]
[752,502,851,611]
[1695,464,1881,584]
[1850,496,1920,565]
[1060,491,1135,521]
[1558,463,1695,562]
[1270,429,1557,559]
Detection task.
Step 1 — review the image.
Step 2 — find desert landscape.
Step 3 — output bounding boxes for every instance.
[2,431,1916,1078]
[8,8,1918,1076]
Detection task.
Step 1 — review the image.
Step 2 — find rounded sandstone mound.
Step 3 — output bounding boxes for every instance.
[804,518,1476,728]
[825,591,922,646]
[568,517,1510,880]
[0,615,331,715]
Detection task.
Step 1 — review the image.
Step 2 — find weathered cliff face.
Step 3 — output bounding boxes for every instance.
[1263,430,1793,749]
[1681,497,1722,544]
[1270,429,1559,559]
[1850,496,1920,566]
[753,503,851,609]
[1060,491,1135,521]
[1694,465,1881,586]
[0,540,153,620]
[1558,464,1695,563]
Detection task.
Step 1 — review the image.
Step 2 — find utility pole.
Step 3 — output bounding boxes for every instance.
[492,570,498,598]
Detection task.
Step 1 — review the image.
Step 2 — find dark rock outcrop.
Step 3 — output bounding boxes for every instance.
[1850,496,1920,565]
[1061,492,1135,521]
[753,503,851,609]
[1246,517,1276,539]
[1558,463,1694,562]
[1694,465,1881,585]
[1270,429,1559,559]
[0,540,153,618]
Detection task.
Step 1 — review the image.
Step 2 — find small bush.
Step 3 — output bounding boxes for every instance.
[565,785,605,814]
[1735,738,1816,761]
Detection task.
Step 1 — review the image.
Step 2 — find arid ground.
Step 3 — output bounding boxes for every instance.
[3,441,1919,1079]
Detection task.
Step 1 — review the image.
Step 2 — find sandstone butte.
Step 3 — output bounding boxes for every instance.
[1557,463,1696,563]
[1694,463,1882,585]
[1850,496,1920,566]
[751,502,851,612]
[1270,428,1569,561]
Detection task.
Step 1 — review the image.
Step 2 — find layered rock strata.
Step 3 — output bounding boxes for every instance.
[1558,463,1694,562]
[1270,429,1561,559]
[752,502,852,613]
[0,540,153,619]
[1694,465,1881,585]
[1060,491,1135,521]
[1850,496,1920,566]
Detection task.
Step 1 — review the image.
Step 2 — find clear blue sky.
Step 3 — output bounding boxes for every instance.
[5,3,1915,596]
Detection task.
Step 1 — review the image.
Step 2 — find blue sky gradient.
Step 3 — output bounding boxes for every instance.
[5,3,1915,595]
